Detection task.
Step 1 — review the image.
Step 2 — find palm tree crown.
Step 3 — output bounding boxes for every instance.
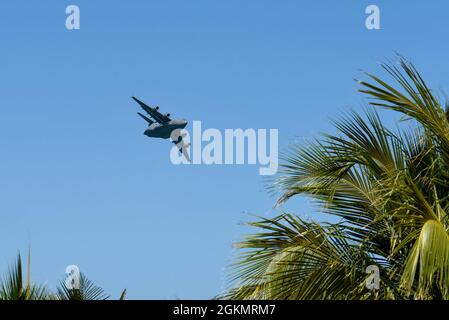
[225,57,449,300]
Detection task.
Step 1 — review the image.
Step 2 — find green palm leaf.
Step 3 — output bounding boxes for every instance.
[227,56,449,300]
[56,273,110,300]
[0,252,47,300]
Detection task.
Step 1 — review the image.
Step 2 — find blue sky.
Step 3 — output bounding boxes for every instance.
[1,1,449,299]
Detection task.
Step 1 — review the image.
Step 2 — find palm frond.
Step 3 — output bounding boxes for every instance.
[56,273,109,300]
[227,56,449,300]
[0,252,47,300]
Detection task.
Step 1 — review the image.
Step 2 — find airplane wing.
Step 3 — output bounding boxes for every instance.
[132,97,171,124]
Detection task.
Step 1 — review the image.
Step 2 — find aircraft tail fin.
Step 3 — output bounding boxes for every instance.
[137,112,153,125]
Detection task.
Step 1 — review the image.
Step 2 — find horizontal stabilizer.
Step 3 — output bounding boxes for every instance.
[137,112,153,124]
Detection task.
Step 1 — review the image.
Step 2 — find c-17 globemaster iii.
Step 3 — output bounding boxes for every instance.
[132,96,190,161]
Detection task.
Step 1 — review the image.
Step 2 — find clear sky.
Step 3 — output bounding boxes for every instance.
[1,1,449,299]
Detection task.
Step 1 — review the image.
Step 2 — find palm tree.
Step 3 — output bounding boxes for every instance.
[0,251,127,300]
[55,272,128,300]
[56,273,110,300]
[0,252,47,300]
[224,57,449,300]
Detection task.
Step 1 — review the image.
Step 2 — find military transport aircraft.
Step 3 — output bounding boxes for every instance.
[132,97,190,161]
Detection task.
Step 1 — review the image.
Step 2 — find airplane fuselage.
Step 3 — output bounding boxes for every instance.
[144,119,188,139]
